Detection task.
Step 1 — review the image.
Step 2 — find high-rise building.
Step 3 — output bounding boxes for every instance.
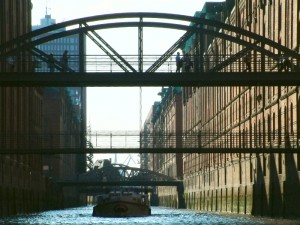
[32,14,81,72]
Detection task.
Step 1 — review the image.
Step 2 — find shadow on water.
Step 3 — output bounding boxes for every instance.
[1,206,296,225]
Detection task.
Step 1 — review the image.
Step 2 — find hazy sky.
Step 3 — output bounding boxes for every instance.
[31,0,218,25]
[31,0,221,165]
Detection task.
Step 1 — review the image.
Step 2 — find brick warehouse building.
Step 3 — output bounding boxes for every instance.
[0,0,47,216]
[145,0,300,218]
[143,87,184,208]
[0,1,86,216]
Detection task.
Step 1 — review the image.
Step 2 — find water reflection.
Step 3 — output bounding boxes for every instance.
[0,206,298,225]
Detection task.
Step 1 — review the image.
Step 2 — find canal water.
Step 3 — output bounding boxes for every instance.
[0,206,299,225]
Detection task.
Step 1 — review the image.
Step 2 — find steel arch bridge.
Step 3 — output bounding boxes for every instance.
[57,161,185,208]
[1,12,300,76]
[58,162,182,187]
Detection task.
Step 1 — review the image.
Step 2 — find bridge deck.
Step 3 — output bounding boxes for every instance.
[57,180,182,187]
[0,72,299,86]
[0,147,298,154]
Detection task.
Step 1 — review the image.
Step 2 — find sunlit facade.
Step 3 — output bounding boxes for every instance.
[181,0,300,217]
[147,0,300,218]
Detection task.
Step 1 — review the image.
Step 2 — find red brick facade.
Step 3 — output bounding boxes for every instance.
[149,0,300,218]
[0,1,84,216]
[180,0,300,218]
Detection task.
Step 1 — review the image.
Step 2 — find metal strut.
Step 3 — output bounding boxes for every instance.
[30,46,75,72]
[138,17,143,163]
[82,22,137,72]
[138,17,143,73]
[209,41,260,72]
[146,30,195,73]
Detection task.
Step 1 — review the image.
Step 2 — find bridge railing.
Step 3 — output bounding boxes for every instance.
[0,131,299,151]
[4,54,296,73]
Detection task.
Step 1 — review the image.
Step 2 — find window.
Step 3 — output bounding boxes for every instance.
[268,114,271,143]
[250,161,253,182]
[259,120,262,147]
[272,112,275,140]
[278,153,282,174]
[263,155,266,176]
[290,103,294,134]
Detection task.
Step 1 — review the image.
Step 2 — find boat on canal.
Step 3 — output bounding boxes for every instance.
[92,190,151,217]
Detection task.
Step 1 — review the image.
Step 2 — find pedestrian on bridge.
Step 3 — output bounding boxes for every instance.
[48,53,55,72]
[278,54,290,72]
[176,52,182,73]
[243,51,251,72]
[183,53,193,72]
[61,50,69,72]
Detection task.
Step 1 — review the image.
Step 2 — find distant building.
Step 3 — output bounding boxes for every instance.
[32,14,81,72]
[143,87,183,208]
[141,101,160,170]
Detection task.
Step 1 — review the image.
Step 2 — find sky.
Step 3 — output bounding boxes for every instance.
[31,0,222,166]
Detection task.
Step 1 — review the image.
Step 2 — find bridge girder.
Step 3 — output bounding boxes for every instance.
[1,22,293,61]
[0,146,299,154]
[0,71,299,87]
[1,12,299,72]
[74,163,178,186]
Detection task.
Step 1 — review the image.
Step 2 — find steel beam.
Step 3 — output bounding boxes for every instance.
[146,30,195,72]
[82,22,136,72]
[57,180,182,187]
[0,71,300,87]
[138,17,143,72]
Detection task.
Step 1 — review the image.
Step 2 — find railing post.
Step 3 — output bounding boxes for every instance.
[79,23,85,73]
[140,131,142,149]
[110,132,112,149]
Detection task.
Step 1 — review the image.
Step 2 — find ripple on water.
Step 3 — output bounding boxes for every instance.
[0,206,298,225]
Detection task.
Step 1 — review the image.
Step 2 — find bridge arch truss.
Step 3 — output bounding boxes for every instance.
[1,12,299,73]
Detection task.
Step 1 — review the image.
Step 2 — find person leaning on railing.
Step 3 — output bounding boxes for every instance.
[183,53,193,72]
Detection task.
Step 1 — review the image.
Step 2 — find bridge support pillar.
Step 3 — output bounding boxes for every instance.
[177,182,186,209]
[150,193,159,206]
